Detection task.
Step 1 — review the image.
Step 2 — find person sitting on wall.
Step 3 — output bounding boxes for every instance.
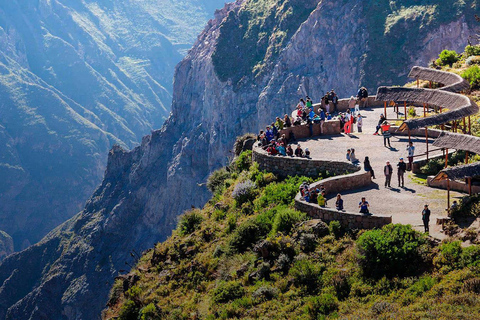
[267,140,278,155]
[305,148,311,158]
[284,114,292,127]
[265,126,274,142]
[326,112,332,120]
[309,187,319,203]
[359,197,370,214]
[335,194,344,211]
[286,145,294,156]
[373,114,386,135]
[293,116,302,126]
[317,190,327,207]
[300,181,309,197]
[275,117,284,130]
[295,144,304,157]
[306,96,313,110]
[271,122,279,139]
[350,148,359,164]
[276,143,286,156]
[330,90,338,113]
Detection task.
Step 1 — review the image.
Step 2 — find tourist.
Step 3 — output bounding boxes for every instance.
[397,157,407,187]
[350,148,359,164]
[265,126,274,142]
[357,86,368,107]
[284,114,292,127]
[286,145,294,156]
[331,90,338,113]
[295,144,304,157]
[422,204,430,233]
[335,194,344,211]
[300,181,309,196]
[267,142,278,155]
[293,116,302,126]
[346,149,351,161]
[339,113,345,132]
[297,98,306,109]
[381,121,392,148]
[384,160,393,188]
[306,96,313,110]
[277,144,286,156]
[324,94,330,113]
[364,156,375,179]
[407,142,415,170]
[303,188,311,202]
[319,108,326,134]
[275,117,284,130]
[271,122,279,139]
[357,114,363,132]
[305,147,311,158]
[318,190,327,207]
[344,109,353,134]
[326,112,332,120]
[450,200,459,216]
[348,96,356,110]
[373,114,386,135]
[359,197,370,214]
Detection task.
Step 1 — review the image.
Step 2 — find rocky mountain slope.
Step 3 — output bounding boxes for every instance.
[0,0,478,319]
[0,0,225,251]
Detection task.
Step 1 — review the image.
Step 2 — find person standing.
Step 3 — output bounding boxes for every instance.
[384,161,393,188]
[356,114,363,132]
[407,142,415,171]
[381,121,392,148]
[344,109,353,134]
[422,204,431,233]
[359,197,370,214]
[397,158,407,187]
[364,156,375,179]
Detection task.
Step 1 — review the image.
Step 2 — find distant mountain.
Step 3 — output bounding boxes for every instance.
[0,0,225,251]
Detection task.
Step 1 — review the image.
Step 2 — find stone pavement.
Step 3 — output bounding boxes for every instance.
[292,106,465,239]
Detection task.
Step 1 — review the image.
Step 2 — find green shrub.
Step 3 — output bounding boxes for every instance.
[466,56,480,66]
[408,106,416,118]
[406,276,436,298]
[228,219,269,252]
[460,245,480,268]
[329,220,342,239]
[434,241,463,271]
[254,176,313,209]
[233,150,253,173]
[305,293,339,319]
[177,210,204,235]
[118,299,140,320]
[207,168,231,194]
[357,224,431,278]
[232,180,257,206]
[420,158,445,175]
[140,303,159,320]
[212,281,245,303]
[465,45,480,57]
[462,65,480,89]
[271,207,306,235]
[252,285,279,301]
[436,49,459,66]
[289,258,323,293]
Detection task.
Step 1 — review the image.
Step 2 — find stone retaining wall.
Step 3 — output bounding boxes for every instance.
[252,147,359,178]
[294,171,392,229]
[427,176,480,194]
[279,120,341,140]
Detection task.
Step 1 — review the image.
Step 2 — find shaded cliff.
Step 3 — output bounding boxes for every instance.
[0,0,478,319]
[0,0,225,251]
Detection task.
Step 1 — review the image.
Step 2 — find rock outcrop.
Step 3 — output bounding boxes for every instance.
[0,0,224,251]
[0,0,478,319]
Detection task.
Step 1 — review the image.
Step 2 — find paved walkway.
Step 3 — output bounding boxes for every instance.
[293,107,468,239]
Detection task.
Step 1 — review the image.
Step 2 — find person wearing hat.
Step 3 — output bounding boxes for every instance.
[397,157,407,187]
[384,161,393,188]
[422,204,431,233]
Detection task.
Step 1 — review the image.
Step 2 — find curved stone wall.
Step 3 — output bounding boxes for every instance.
[294,171,392,229]
[252,146,359,178]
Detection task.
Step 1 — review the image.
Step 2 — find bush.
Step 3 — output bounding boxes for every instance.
[207,168,231,194]
[305,293,339,319]
[460,245,480,268]
[462,65,480,89]
[434,241,463,271]
[465,45,480,58]
[233,150,253,173]
[212,281,245,303]
[177,210,204,235]
[254,176,313,209]
[271,207,306,235]
[436,49,459,66]
[252,286,279,301]
[420,158,445,175]
[118,300,140,320]
[357,224,431,278]
[408,106,416,118]
[232,180,257,206]
[140,303,160,320]
[289,258,323,293]
[466,56,480,66]
[329,220,342,239]
[228,219,269,252]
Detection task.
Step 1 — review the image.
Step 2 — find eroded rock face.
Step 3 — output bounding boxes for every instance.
[0,1,478,319]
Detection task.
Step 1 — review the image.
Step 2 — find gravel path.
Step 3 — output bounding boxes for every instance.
[293,107,467,239]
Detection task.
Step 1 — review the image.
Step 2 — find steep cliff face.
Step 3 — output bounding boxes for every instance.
[0,0,225,251]
[0,0,478,319]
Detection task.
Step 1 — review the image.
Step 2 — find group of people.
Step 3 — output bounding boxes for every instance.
[300,182,327,206]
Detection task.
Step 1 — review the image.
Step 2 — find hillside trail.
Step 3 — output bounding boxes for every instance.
[293,106,475,240]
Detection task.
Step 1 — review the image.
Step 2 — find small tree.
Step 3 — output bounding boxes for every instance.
[436,50,459,66]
